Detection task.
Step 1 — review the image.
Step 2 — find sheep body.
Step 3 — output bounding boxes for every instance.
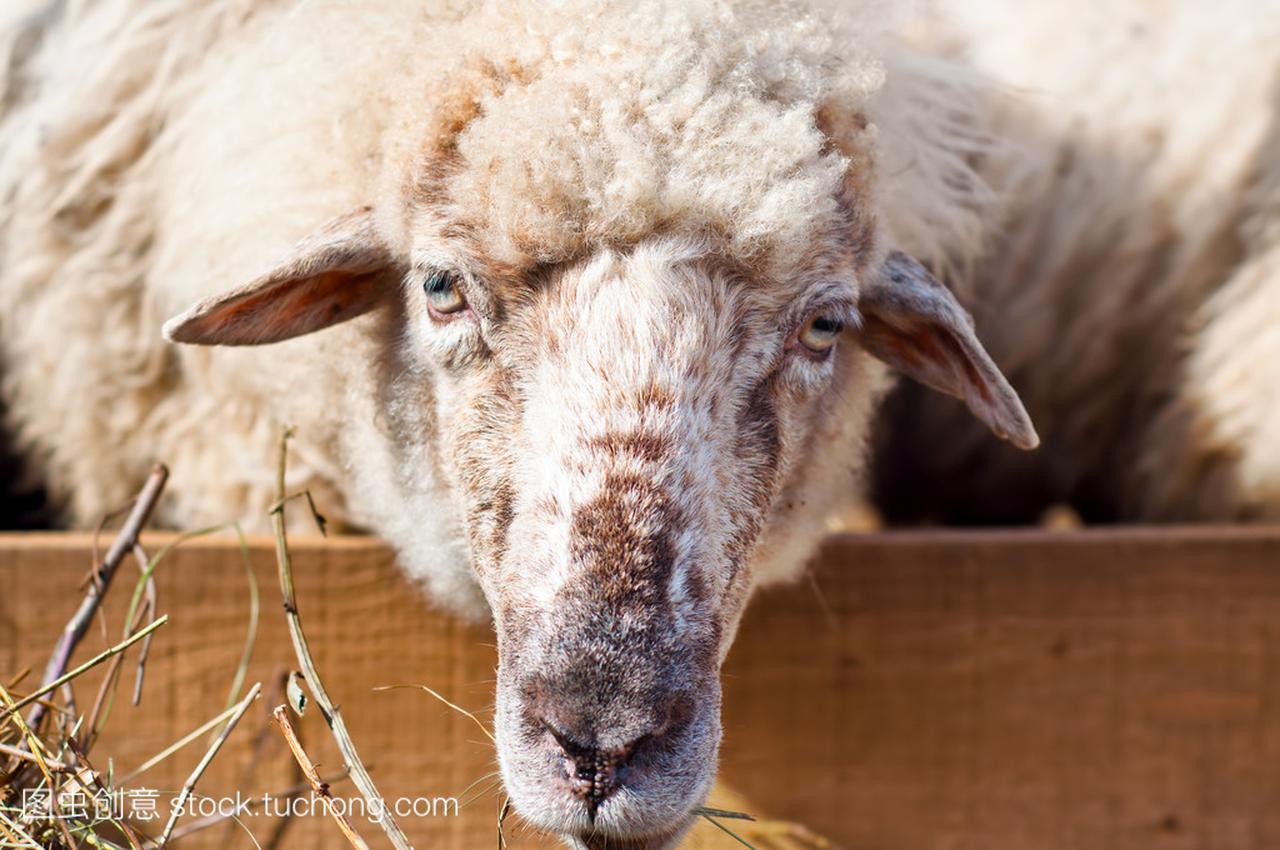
[874,0,1280,522]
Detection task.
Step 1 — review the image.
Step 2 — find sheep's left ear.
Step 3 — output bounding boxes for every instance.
[163,207,396,346]
[856,251,1039,450]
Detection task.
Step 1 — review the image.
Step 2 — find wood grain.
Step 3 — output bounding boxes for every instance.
[3,529,1279,849]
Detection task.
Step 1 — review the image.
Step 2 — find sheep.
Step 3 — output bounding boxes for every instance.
[873,0,1280,524]
[0,1,1037,847]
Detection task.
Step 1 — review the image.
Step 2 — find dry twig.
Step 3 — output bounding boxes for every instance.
[271,704,370,850]
[0,741,67,770]
[26,465,168,736]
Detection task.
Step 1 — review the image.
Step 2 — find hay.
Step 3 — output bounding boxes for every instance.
[0,468,266,849]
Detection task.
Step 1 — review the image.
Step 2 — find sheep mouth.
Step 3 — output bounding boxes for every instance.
[568,818,690,850]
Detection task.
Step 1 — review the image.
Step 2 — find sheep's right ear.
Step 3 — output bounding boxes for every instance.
[856,251,1039,450]
[163,207,397,346]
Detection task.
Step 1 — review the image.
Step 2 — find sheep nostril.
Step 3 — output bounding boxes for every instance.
[542,721,649,817]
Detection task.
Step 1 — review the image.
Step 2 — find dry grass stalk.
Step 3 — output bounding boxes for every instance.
[0,742,67,770]
[130,542,160,706]
[271,427,413,850]
[496,797,510,850]
[0,617,168,721]
[119,703,246,786]
[156,682,262,848]
[372,684,495,744]
[698,813,760,849]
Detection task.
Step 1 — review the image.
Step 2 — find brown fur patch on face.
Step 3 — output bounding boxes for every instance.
[482,478,517,566]
[631,381,676,413]
[740,378,783,509]
[585,431,672,465]
[723,374,783,573]
[414,57,518,170]
[453,364,525,576]
[568,472,679,609]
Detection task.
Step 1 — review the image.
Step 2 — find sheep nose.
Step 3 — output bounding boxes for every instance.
[522,669,699,816]
[543,722,648,815]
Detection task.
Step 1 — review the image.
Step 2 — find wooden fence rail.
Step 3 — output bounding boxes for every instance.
[3,529,1279,849]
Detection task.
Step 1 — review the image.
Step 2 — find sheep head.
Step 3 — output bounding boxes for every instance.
[162,5,1036,846]
[163,216,1033,850]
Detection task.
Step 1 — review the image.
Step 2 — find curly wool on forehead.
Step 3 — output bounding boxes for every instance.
[422,0,890,277]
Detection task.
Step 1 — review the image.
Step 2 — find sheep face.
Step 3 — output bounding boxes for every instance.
[412,238,864,847]
[165,197,1034,847]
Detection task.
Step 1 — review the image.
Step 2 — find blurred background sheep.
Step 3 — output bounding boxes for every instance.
[874,0,1280,524]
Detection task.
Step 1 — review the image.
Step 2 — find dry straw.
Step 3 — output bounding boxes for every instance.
[0,466,271,849]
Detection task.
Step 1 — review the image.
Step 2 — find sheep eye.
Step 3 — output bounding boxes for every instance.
[798,313,844,354]
[423,271,467,316]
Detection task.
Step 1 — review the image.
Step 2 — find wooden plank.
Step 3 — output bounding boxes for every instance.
[2,529,1279,849]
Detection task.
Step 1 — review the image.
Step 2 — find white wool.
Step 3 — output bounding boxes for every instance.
[877,0,1280,521]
